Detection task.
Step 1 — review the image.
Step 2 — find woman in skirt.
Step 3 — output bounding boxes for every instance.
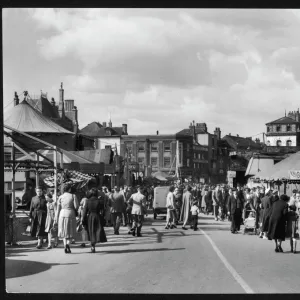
[76,195,90,248]
[55,183,79,254]
[82,188,107,253]
[44,193,58,249]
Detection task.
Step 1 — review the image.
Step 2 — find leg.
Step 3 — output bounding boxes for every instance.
[111,213,117,232]
[137,215,143,237]
[293,238,297,253]
[37,236,42,248]
[115,213,122,233]
[47,232,52,248]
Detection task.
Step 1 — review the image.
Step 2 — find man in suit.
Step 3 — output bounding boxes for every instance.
[227,188,243,233]
[109,186,125,235]
[212,185,223,221]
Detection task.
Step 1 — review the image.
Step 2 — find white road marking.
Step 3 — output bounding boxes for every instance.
[199,228,254,294]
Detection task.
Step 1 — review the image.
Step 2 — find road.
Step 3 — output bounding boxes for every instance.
[5,213,300,293]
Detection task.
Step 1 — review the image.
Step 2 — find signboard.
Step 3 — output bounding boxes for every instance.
[227,171,236,178]
[80,163,105,174]
[289,170,300,180]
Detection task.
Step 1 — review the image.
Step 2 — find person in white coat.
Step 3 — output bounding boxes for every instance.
[165,186,177,229]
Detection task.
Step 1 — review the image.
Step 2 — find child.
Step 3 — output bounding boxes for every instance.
[44,193,58,249]
[190,201,200,231]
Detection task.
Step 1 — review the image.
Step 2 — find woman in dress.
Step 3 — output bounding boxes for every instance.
[82,188,107,253]
[201,189,208,214]
[267,194,289,252]
[286,192,300,253]
[77,194,90,248]
[44,193,58,249]
[55,183,79,254]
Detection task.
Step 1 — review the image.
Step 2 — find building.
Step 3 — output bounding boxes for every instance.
[265,112,300,153]
[80,120,128,155]
[120,133,194,183]
[222,134,264,186]
[177,122,217,183]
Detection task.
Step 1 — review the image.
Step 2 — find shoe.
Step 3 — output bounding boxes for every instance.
[165,225,170,229]
[132,230,136,237]
[128,231,132,235]
[47,245,52,249]
[64,247,68,253]
[231,231,235,234]
[262,236,268,240]
[182,227,188,230]
[36,245,42,249]
[137,234,142,237]
[172,225,177,229]
[53,243,58,248]
[71,240,75,244]
[275,247,279,253]
[194,228,198,231]
[66,245,71,253]
[116,231,119,235]
[293,250,296,254]
[278,246,283,253]
[91,247,95,253]
[80,243,86,248]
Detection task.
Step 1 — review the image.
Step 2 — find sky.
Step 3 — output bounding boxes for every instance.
[3,8,300,140]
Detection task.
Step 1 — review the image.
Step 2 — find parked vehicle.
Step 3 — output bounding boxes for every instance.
[153,186,170,219]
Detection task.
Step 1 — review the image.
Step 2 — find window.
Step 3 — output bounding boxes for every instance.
[210,161,213,168]
[198,153,201,159]
[212,137,215,146]
[151,142,158,152]
[212,149,215,158]
[105,145,111,150]
[194,153,196,159]
[187,144,190,153]
[164,142,171,152]
[277,140,282,147]
[194,163,196,169]
[138,157,145,168]
[276,125,281,132]
[106,130,111,136]
[187,158,190,167]
[151,157,158,166]
[267,140,271,146]
[267,126,270,132]
[4,153,10,161]
[164,157,171,168]
[179,142,183,164]
[287,125,291,132]
[138,142,145,152]
[286,140,292,146]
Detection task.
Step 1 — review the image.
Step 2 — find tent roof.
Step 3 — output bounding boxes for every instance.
[255,151,300,180]
[245,157,275,177]
[4,100,73,134]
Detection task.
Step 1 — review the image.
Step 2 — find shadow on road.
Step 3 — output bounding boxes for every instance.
[5,259,78,279]
[99,247,185,254]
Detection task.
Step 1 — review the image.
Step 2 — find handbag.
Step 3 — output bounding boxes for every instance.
[50,223,58,238]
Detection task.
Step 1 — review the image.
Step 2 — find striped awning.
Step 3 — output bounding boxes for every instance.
[44,170,95,189]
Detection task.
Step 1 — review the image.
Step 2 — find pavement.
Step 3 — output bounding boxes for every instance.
[5,213,300,293]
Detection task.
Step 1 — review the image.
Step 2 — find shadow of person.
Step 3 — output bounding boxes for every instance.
[5,259,78,279]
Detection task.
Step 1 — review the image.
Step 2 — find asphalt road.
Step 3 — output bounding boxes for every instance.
[5,213,300,293]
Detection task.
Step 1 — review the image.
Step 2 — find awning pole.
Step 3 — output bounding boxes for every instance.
[54,148,58,202]
[11,142,16,214]
[36,151,40,187]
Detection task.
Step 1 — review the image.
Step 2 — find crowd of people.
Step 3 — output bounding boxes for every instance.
[6,181,300,254]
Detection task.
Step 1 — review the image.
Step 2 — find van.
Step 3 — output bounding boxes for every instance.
[153,186,170,219]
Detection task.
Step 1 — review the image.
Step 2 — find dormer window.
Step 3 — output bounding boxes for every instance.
[276,140,282,147]
[286,140,292,146]
[287,124,291,132]
[267,126,270,132]
[276,125,281,132]
[106,129,111,136]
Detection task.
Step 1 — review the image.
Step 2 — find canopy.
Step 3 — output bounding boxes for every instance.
[4,100,73,134]
[44,170,95,189]
[151,171,178,182]
[254,151,300,181]
[245,157,275,177]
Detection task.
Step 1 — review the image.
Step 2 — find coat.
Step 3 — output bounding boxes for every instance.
[130,192,146,215]
[212,190,224,206]
[227,195,243,214]
[180,191,192,223]
[82,196,107,243]
[109,192,125,213]
[29,195,48,237]
[267,199,288,240]
[261,195,272,232]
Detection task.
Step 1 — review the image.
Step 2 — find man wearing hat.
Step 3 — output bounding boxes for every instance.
[227,188,243,233]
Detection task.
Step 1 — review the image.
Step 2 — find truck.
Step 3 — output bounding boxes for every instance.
[153,186,170,219]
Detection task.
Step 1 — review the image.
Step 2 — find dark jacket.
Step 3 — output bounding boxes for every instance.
[227,195,243,214]
[109,192,125,213]
[261,195,272,231]
[29,195,47,237]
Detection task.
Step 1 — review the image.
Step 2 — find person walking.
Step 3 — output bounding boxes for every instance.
[55,183,79,254]
[180,186,193,230]
[201,189,209,215]
[190,201,200,231]
[109,186,125,235]
[174,187,183,224]
[82,188,107,253]
[260,188,273,239]
[267,194,289,253]
[44,193,58,249]
[286,191,300,253]
[212,185,223,221]
[77,195,90,248]
[130,186,147,237]
[29,186,48,249]
[165,186,177,229]
[227,188,243,234]
[252,188,262,233]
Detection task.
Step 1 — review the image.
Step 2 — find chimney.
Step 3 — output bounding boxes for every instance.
[255,138,260,144]
[72,106,78,133]
[58,82,65,118]
[64,99,74,112]
[122,124,128,135]
[229,133,231,136]
[157,130,159,135]
[14,92,19,106]
[103,122,107,127]
[237,134,239,137]
[51,97,56,106]
[214,127,221,140]
[195,123,207,132]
